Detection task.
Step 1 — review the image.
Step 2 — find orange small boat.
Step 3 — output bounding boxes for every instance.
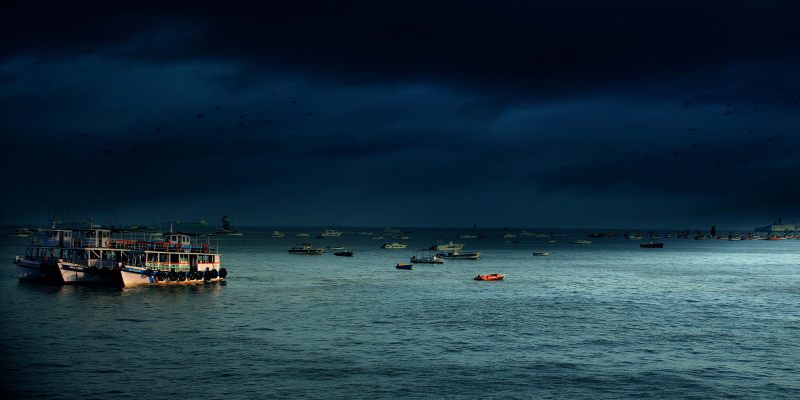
[474,273,505,281]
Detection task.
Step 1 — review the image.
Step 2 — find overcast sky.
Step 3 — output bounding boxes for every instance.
[1,1,798,229]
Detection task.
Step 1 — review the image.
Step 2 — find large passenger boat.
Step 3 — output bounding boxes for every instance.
[12,223,227,287]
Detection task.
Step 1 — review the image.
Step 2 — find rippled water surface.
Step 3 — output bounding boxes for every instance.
[1,229,799,399]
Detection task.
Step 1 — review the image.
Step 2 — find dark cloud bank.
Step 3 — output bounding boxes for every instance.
[1,1,799,228]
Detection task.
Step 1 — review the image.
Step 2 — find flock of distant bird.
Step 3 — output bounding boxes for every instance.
[62,80,797,167]
[647,82,797,168]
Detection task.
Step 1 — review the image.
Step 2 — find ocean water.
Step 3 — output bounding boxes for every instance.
[1,228,799,399]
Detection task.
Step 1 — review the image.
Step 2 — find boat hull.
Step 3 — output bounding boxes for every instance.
[119,267,225,287]
[15,258,61,282]
[58,262,121,285]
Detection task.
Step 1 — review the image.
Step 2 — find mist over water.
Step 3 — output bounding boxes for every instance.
[2,228,799,399]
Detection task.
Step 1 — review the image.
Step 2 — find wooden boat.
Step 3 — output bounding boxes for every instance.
[474,273,505,281]
[395,263,412,270]
[640,242,664,248]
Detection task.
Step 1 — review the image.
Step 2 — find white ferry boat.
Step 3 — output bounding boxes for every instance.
[12,223,227,287]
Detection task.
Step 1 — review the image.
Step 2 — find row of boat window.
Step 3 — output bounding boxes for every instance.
[27,248,216,263]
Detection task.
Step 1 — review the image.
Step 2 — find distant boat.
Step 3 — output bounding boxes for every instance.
[547,239,556,243]
[430,241,464,251]
[216,215,243,236]
[326,246,346,250]
[333,251,354,257]
[532,251,550,256]
[371,236,385,240]
[395,263,413,270]
[296,233,310,237]
[570,239,592,245]
[288,244,324,255]
[356,232,373,236]
[640,242,664,248]
[459,234,478,239]
[317,229,343,238]
[271,231,285,238]
[11,228,33,237]
[474,273,505,281]
[436,251,480,260]
[381,242,408,249]
[502,233,518,239]
[410,254,444,264]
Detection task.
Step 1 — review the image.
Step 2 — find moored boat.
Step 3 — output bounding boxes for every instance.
[395,263,412,270]
[474,273,505,281]
[430,241,464,251]
[436,251,480,260]
[640,242,664,248]
[381,242,408,249]
[570,239,592,244]
[317,229,343,238]
[410,254,444,264]
[271,231,285,238]
[288,244,324,255]
[333,251,354,257]
[532,251,550,256]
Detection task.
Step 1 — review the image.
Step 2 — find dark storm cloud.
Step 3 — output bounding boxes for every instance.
[1,1,799,227]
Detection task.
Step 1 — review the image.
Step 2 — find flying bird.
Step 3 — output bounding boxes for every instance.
[215,106,221,111]
[683,101,690,107]
[290,100,297,104]
[306,112,313,117]
[197,112,205,119]
[724,110,733,116]
[272,91,279,96]
[240,114,247,120]
[265,120,272,124]
[688,128,699,131]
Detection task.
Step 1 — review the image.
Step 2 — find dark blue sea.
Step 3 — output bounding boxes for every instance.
[2,228,799,399]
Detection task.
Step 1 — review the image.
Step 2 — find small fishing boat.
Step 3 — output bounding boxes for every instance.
[640,242,664,248]
[532,251,549,256]
[288,244,324,255]
[333,251,354,257]
[296,233,310,237]
[395,263,412,270]
[437,251,480,260]
[271,231,285,238]
[474,273,505,281]
[569,239,592,245]
[430,241,464,251]
[410,254,444,264]
[317,229,343,238]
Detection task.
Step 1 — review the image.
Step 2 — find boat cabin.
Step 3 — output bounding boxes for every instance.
[43,229,73,248]
[79,229,112,248]
[164,233,192,247]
